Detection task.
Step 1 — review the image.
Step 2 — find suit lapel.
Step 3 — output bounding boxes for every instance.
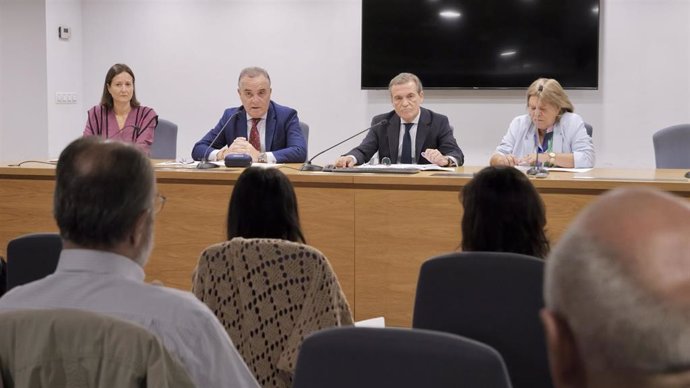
[236,112,248,140]
[265,102,276,151]
[415,108,431,163]
[387,115,401,163]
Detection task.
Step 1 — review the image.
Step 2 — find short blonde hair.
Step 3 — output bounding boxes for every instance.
[389,72,423,94]
[527,78,574,120]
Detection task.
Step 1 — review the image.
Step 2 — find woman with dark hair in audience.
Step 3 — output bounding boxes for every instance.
[460,166,550,258]
[83,63,158,155]
[226,167,305,243]
[193,167,352,388]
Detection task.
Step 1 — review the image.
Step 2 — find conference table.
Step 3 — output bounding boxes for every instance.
[1,163,688,327]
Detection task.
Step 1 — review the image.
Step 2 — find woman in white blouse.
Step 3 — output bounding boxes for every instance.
[490,78,594,168]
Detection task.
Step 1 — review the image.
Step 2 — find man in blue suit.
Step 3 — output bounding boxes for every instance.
[192,67,307,163]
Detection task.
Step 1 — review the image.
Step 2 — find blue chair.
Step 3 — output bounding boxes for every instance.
[299,121,309,147]
[653,124,690,168]
[6,233,62,291]
[150,118,178,159]
[584,122,593,137]
[293,327,512,388]
[413,252,549,388]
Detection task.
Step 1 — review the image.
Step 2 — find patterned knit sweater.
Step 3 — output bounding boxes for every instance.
[192,237,353,388]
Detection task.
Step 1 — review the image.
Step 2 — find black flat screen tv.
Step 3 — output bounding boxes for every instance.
[361,0,600,89]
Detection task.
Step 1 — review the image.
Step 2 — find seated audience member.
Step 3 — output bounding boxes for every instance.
[83,63,158,156]
[334,72,464,167]
[0,137,259,388]
[460,166,549,258]
[191,67,307,163]
[193,167,353,388]
[490,78,594,168]
[542,187,690,388]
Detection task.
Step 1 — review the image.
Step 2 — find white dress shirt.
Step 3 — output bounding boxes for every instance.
[0,249,260,388]
[397,113,420,163]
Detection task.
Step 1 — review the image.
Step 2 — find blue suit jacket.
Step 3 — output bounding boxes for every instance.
[192,101,307,163]
[345,108,464,165]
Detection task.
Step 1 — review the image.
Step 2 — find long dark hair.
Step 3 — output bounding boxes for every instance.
[460,166,549,258]
[227,167,305,243]
[100,63,140,109]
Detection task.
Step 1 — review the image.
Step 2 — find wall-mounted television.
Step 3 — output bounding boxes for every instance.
[361,0,600,89]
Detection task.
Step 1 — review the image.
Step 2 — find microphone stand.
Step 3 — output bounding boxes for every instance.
[197,110,242,169]
[300,119,388,171]
[526,124,549,177]
[526,86,549,177]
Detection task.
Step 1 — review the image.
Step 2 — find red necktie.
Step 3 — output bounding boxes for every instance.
[249,118,261,151]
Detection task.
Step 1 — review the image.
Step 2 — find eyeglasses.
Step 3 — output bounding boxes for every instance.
[154,193,167,214]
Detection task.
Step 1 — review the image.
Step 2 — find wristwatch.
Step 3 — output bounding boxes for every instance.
[258,152,267,163]
[548,152,556,166]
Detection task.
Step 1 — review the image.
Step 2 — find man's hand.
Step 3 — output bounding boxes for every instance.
[228,137,260,161]
[335,156,356,168]
[422,148,451,166]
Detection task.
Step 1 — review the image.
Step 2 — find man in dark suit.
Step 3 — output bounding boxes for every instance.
[335,72,463,167]
[192,67,307,163]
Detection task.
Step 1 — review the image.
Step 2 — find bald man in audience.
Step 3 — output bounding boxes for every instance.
[542,187,690,388]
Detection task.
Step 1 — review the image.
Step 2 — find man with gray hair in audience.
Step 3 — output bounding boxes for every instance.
[0,137,259,388]
[541,187,690,388]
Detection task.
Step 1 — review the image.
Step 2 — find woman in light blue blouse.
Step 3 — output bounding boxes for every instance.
[490,78,594,168]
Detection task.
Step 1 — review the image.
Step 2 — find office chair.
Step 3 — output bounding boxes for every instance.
[292,327,512,388]
[0,256,6,297]
[0,309,194,387]
[299,121,309,147]
[150,118,178,159]
[653,124,690,168]
[584,122,593,137]
[193,237,352,388]
[413,252,550,388]
[6,233,62,291]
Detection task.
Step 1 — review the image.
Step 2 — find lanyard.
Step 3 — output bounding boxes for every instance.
[534,128,554,153]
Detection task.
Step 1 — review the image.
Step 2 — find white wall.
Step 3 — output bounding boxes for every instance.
[46,0,83,158]
[4,0,690,167]
[0,0,49,162]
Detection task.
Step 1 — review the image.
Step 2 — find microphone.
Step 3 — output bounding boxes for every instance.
[300,119,389,171]
[526,84,549,177]
[197,109,243,169]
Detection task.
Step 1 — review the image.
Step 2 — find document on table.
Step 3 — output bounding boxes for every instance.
[515,166,592,174]
[156,160,283,169]
[356,164,454,172]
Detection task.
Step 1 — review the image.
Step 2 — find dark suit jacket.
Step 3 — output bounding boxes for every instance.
[345,108,464,165]
[192,101,307,163]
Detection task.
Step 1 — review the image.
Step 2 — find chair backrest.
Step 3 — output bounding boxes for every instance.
[584,122,593,137]
[413,252,549,388]
[299,121,309,147]
[653,124,690,168]
[150,118,178,159]
[6,233,62,291]
[0,309,194,388]
[292,327,513,388]
[192,237,353,388]
[0,256,6,298]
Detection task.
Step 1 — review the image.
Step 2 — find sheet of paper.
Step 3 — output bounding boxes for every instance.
[354,316,386,328]
[356,164,454,172]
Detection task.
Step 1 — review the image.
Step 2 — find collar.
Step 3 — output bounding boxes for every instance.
[56,249,145,282]
[245,111,268,122]
[401,110,421,126]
